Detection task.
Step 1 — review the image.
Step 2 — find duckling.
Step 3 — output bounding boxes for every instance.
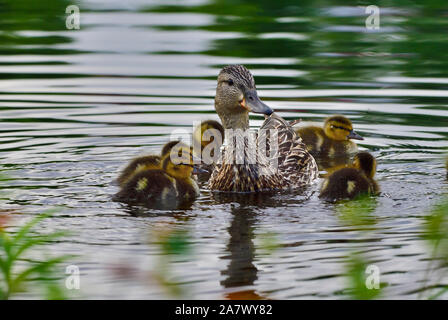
[208,65,318,192]
[116,140,181,187]
[446,156,448,179]
[192,120,224,174]
[296,115,364,159]
[319,151,379,201]
[113,142,201,208]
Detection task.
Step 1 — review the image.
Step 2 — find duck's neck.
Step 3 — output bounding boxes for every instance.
[215,103,249,131]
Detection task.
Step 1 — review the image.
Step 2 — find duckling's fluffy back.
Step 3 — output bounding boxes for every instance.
[296,126,357,158]
[113,169,177,206]
[116,155,161,187]
[319,167,379,201]
[114,166,199,208]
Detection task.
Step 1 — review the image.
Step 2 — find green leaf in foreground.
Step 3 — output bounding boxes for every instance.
[0,211,73,300]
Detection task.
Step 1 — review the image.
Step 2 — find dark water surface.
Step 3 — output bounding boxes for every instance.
[1,0,448,299]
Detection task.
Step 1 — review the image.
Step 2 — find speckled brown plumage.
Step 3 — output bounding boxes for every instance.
[209,114,319,192]
[260,113,319,188]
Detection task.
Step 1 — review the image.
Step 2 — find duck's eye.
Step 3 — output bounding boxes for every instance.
[227,79,234,86]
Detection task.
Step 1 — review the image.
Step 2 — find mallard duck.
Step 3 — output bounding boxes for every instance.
[113,142,201,208]
[208,65,318,192]
[296,115,363,158]
[116,140,181,187]
[192,120,224,173]
[319,151,379,201]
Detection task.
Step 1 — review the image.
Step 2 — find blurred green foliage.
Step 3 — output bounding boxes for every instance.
[0,211,72,300]
[335,195,384,299]
[256,231,280,256]
[420,195,448,299]
[151,227,193,298]
[345,252,382,300]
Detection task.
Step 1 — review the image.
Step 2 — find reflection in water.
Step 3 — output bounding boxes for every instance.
[119,202,195,216]
[116,197,195,212]
[220,204,258,288]
[335,196,379,228]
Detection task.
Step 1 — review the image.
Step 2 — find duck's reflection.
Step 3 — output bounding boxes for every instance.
[220,204,258,288]
[213,192,274,292]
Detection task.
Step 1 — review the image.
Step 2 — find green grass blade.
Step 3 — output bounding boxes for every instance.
[12,209,59,244]
[11,231,69,262]
[10,255,71,293]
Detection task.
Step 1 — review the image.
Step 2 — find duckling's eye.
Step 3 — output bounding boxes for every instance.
[331,125,350,131]
[227,79,234,86]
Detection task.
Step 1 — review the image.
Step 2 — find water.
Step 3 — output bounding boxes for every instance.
[1,0,448,299]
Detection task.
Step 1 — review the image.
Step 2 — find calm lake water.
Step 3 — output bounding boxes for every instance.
[1,0,448,299]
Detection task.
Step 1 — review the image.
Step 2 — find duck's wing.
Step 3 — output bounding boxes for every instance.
[208,128,285,192]
[258,113,319,187]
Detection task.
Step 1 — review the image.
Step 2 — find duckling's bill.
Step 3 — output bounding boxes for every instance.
[347,130,364,140]
[193,165,208,174]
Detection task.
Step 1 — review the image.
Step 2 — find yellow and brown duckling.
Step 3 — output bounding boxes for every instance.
[116,141,181,187]
[296,115,364,159]
[319,151,379,201]
[113,142,202,208]
[446,156,448,178]
[192,119,224,174]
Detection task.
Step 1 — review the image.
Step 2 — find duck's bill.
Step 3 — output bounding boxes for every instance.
[240,90,273,115]
[192,165,208,174]
[347,130,364,140]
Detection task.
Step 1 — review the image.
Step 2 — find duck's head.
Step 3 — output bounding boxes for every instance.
[353,151,376,179]
[162,142,203,179]
[193,120,225,150]
[215,65,273,130]
[324,115,364,141]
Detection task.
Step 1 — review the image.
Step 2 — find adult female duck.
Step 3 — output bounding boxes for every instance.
[208,65,318,192]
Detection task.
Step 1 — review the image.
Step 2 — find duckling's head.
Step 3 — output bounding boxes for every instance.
[193,120,225,150]
[215,65,273,130]
[324,115,364,141]
[161,140,185,157]
[353,151,376,179]
[162,142,196,180]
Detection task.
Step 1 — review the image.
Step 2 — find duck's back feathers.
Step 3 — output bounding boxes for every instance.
[209,113,318,192]
[319,167,379,201]
[208,128,284,192]
[259,114,319,187]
